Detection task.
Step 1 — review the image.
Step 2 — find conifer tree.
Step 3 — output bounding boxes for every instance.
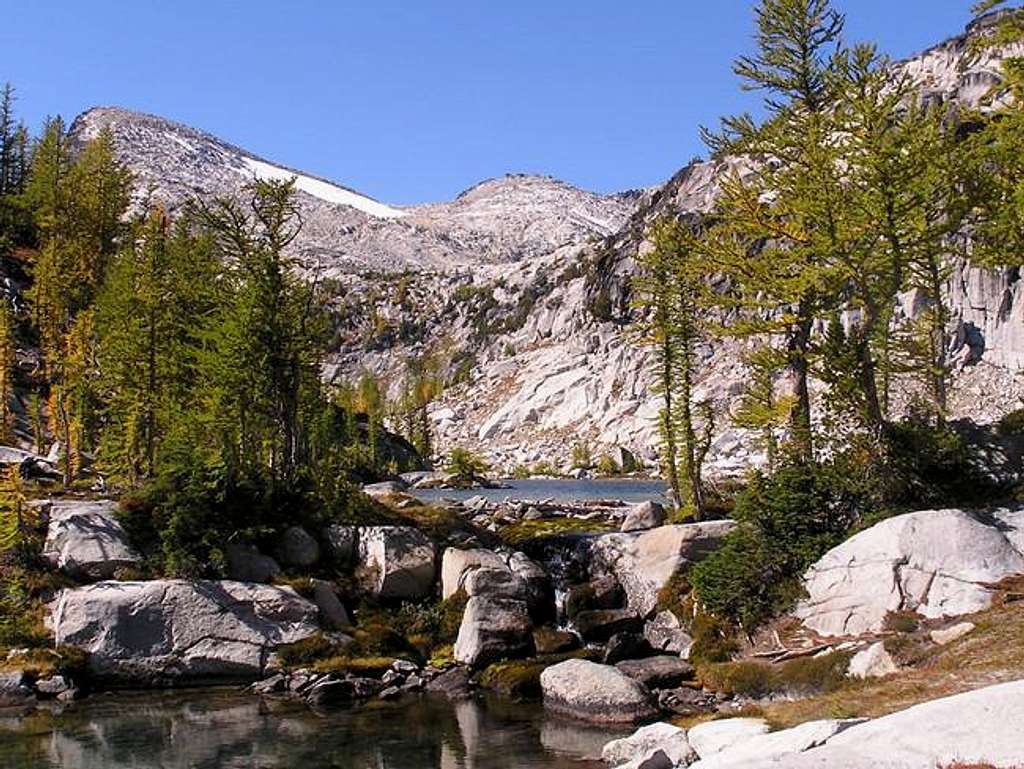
[831,44,967,423]
[0,300,17,444]
[0,84,17,197]
[95,208,221,482]
[191,179,327,484]
[970,2,1024,267]
[697,0,847,458]
[0,465,33,563]
[637,217,713,518]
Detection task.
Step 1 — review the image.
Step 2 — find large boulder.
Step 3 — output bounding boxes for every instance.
[274,526,320,569]
[225,543,281,583]
[0,671,35,707]
[621,501,666,533]
[540,659,657,724]
[592,521,736,617]
[440,548,506,599]
[847,642,899,679]
[573,608,642,642]
[615,656,695,689]
[711,680,1024,768]
[796,507,1024,637]
[687,718,770,759]
[42,499,141,580]
[357,526,437,600]
[453,596,534,668]
[50,580,319,683]
[310,579,350,629]
[688,719,862,768]
[506,551,554,622]
[643,610,693,657]
[602,722,695,767]
[362,480,408,498]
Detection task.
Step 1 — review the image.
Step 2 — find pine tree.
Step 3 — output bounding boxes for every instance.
[970,2,1024,267]
[400,354,441,460]
[0,465,34,563]
[697,0,847,459]
[95,207,221,482]
[0,300,17,444]
[636,217,714,518]
[0,84,16,197]
[191,179,327,485]
[732,346,793,471]
[831,44,967,423]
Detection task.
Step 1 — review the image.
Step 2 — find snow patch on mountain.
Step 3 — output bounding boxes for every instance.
[239,157,406,220]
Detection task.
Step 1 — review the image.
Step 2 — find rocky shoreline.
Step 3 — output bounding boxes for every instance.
[3,490,1024,768]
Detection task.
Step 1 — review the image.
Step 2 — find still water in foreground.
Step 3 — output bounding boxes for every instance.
[412,478,671,505]
[0,688,628,769]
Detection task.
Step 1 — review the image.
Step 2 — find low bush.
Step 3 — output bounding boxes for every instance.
[595,455,621,476]
[996,407,1024,438]
[700,661,777,698]
[691,455,880,632]
[699,651,851,699]
[498,517,616,546]
[445,448,490,483]
[884,610,922,634]
[688,610,740,665]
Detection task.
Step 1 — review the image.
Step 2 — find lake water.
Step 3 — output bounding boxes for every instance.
[412,478,671,505]
[0,689,628,769]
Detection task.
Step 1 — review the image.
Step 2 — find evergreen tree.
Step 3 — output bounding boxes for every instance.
[637,217,714,518]
[697,0,847,458]
[0,84,17,197]
[191,179,327,485]
[732,346,792,471]
[400,354,441,460]
[25,125,132,480]
[0,465,33,563]
[0,300,16,444]
[832,44,967,423]
[95,207,220,482]
[970,2,1024,267]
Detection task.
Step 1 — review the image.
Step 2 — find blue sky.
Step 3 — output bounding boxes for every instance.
[2,1,974,204]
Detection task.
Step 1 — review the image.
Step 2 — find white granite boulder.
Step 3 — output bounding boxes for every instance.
[540,659,657,724]
[50,579,319,683]
[42,500,141,580]
[592,521,735,617]
[357,526,436,600]
[796,508,1024,637]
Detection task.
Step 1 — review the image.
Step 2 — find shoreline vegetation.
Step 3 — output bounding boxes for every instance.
[1,1,1024,768]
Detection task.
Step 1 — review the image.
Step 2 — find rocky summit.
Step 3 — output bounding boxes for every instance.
[68,16,1024,475]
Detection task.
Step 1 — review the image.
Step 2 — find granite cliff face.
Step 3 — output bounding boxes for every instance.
[70,16,1024,473]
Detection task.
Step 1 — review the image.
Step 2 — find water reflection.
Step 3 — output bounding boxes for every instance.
[0,689,625,769]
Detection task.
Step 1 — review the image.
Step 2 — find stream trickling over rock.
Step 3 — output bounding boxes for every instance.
[0,688,628,769]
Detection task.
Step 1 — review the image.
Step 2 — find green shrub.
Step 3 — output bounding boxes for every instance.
[997,407,1024,438]
[700,651,851,699]
[879,419,994,508]
[528,461,560,478]
[884,610,921,634]
[700,661,777,698]
[276,634,346,667]
[775,651,852,695]
[596,455,621,476]
[688,609,740,664]
[446,448,490,482]
[691,457,871,632]
[570,441,593,470]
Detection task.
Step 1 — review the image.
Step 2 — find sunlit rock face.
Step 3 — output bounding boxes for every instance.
[71,15,1024,473]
